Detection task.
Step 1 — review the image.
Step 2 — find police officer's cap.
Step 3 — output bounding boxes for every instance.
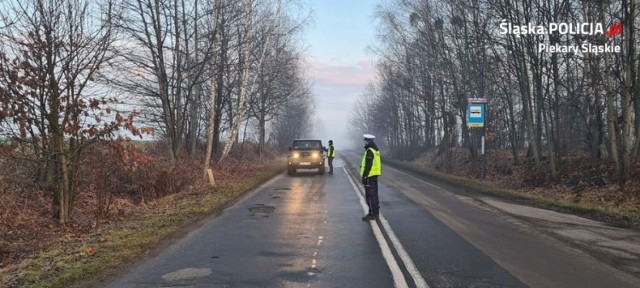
[363,134,375,140]
[328,140,333,144]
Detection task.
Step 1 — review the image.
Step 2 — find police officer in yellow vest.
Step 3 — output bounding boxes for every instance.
[325,140,336,175]
[361,134,381,221]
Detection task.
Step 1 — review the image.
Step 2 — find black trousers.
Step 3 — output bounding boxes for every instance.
[328,157,334,174]
[364,176,379,216]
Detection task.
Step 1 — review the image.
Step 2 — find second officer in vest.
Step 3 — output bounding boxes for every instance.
[360,134,381,221]
[325,140,336,175]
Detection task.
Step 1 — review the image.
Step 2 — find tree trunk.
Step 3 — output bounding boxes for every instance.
[604,46,622,182]
[635,62,640,159]
[547,32,562,178]
[506,87,519,163]
[521,63,540,165]
[258,114,266,161]
[219,0,280,163]
[203,0,222,178]
[218,0,254,163]
[188,0,200,161]
[620,0,636,183]
[635,45,640,159]
[213,35,227,154]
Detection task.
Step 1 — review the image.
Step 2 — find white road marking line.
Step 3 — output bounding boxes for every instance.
[378,216,429,288]
[343,167,408,288]
[344,166,430,288]
[311,235,323,270]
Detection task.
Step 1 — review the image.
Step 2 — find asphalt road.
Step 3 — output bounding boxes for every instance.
[105,154,640,288]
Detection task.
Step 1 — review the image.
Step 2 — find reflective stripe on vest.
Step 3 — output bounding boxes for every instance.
[360,148,381,177]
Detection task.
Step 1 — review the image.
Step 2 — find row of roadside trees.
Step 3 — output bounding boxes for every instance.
[0,0,313,223]
[351,0,640,186]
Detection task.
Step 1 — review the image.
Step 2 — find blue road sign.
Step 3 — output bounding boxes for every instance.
[467,104,485,128]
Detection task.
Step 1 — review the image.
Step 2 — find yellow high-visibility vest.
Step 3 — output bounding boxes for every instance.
[328,146,336,158]
[360,148,381,177]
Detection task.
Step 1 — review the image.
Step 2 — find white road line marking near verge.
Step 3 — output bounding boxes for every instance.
[344,167,430,288]
[343,167,408,288]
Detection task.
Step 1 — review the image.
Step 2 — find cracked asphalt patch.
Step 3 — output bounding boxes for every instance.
[161,267,212,282]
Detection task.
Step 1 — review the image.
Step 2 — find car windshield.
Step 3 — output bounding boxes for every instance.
[292,140,321,149]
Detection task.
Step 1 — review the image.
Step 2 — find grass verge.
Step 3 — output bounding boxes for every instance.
[386,159,640,229]
[0,161,286,288]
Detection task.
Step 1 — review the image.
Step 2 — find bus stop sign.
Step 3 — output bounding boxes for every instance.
[467,104,485,128]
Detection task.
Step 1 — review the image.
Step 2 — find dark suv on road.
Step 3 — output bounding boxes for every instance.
[287,139,325,175]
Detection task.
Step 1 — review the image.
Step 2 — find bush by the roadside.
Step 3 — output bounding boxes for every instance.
[0,139,284,276]
[0,158,285,288]
[405,148,640,227]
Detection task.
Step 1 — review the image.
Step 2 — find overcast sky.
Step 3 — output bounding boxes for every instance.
[304,0,378,149]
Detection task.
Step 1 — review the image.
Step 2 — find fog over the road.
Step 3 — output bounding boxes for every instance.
[304,0,378,149]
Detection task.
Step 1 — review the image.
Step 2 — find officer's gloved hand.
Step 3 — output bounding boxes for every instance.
[361,176,368,186]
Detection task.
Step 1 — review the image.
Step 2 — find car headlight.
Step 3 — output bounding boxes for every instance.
[293,153,300,158]
[311,152,318,158]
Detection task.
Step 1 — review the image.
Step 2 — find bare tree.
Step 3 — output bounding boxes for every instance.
[203,0,223,178]
[271,85,313,149]
[114,0,213,162]
[355,0,639,185]
[0,0,136,223]
[216,0,292,162]
[216,0,256,162]
[248,18,307,159]
[618,0,637,183]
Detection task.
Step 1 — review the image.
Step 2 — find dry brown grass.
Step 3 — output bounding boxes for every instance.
[0,141,286,288]
[404,148,640,227]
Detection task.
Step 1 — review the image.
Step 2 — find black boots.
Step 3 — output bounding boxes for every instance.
[361,214,378,221]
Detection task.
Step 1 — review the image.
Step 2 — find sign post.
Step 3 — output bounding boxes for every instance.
[467,98,488,179]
